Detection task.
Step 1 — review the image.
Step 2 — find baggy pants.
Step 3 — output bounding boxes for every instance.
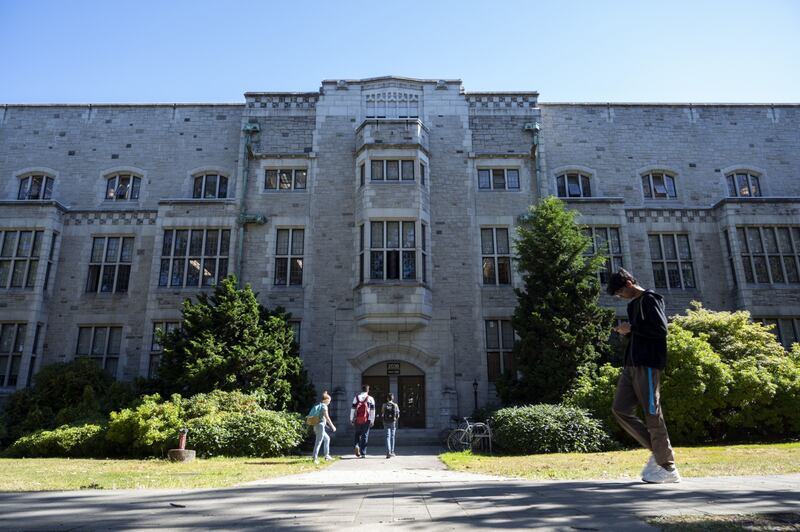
[612,365,675,467]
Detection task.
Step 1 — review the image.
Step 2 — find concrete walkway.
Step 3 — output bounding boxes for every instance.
[1,446,799,531]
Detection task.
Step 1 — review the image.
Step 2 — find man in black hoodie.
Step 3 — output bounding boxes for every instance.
[607,268,680,483]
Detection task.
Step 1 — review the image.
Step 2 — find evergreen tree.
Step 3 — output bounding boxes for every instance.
[157,275,313,410]
[499,197,615,404]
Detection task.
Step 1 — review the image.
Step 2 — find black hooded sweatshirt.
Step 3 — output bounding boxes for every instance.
[625,289,668,369]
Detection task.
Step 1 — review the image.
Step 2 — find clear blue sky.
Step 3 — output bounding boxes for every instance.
[1,0,798,104]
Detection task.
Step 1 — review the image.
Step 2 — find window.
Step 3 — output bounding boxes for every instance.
[370,160,415,182]
[265,168,307,191]
[556,172,591,197]
[726,171,761,197]
[0,323,26,387]
[193,173,228,199]
[0,230,43,289]
[481,227,511,285]
[370,221,416,280]
[478,168,520,191]
[43,232,58,291]
[723,230,737,287]
[274,229,304,285]
[359,224,365,284]
[737,226,800,284]
[159,229,230,288]
[288,320,301,345]
[86,237,133,293]
[76,325,121,376]
[642,172,677,199]
[149,321,180,378]
[421,223,428,284]
[583,227,623,285]
[486,319,514,382]
[649,233,696,289]
[105,174,141,201]
[17,175,53,200]
[759,318,800,350]
[420,162,426,186]
[28,323,41,387]
[359,163,365,187]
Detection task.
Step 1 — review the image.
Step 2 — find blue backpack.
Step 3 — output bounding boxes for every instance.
[306,403,324,425]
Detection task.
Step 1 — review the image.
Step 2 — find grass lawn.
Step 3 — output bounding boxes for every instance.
[440,442,800,481]
[0,456,332,491]
[649,512,800,531]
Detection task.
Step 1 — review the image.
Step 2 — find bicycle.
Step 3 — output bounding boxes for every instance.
[446,417,492,453]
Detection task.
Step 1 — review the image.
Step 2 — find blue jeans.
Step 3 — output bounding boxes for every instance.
[354,422,371,455]
[385,425,396,455]
[313,423,330,460]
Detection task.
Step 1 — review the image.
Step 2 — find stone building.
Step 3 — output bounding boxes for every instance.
[1,76,799,435]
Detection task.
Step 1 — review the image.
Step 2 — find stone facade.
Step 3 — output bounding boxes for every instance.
[1,77,799,433]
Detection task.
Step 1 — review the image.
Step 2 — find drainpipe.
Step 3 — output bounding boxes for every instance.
[236,122,266,286]
[524,122,542,198]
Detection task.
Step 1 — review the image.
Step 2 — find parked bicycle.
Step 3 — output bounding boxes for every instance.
[446,417,492,453]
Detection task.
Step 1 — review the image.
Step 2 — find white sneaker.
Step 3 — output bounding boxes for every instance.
[642,465,681,483]
[641,454,658,477]
[313,459,320,465]
[324,455,333,460]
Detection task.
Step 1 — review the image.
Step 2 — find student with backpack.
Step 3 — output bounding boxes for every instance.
[382,393,400,459]
[350,384,375,458]
[307,391,336,464]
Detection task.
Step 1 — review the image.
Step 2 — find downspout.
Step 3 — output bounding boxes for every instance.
[524,121,542,198]
[236,122,266,286]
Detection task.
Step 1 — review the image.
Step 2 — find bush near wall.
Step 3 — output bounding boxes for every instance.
[4,391,309,459]
[3,423,109,458]
[490,404,615,454]
[567,305,800,444]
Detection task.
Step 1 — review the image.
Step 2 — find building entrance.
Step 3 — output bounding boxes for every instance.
[362,360,426,429]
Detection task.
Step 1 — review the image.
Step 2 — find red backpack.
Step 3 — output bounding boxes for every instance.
[355,396,370,424]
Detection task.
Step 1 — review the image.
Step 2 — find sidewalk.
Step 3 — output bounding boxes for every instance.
[1,446,798,531]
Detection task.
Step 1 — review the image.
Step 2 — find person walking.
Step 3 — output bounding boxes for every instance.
[607,268,680,483]
[310,391,336,464]
[350,384,375,458]
[382,393,400,458]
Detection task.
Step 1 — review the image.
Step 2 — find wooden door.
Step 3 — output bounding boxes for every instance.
[398,375,425,428]
[361,376,389,429]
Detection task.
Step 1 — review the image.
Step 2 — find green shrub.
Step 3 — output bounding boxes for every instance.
[106,394,184,456]
[2,423,108,458]
[490,404,615,454]
[187,410,307,457]
[565,363,622,439]
[661,328,732,442]
[183,389,263,419]
[0,359,142,446]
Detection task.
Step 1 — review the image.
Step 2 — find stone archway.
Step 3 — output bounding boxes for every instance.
[349,344,439,429]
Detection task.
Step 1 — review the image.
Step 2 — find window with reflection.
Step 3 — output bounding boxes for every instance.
[556,172,591,197]
[726,171,761,197]
[105,174,141,201]
[158,229,230,288]
[17,175,54,200]
[193,173,228,198]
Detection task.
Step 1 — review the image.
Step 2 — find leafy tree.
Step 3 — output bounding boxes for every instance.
[157,275,313,410]
[499,197,615,404]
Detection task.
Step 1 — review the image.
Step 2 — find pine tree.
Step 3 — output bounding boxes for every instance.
[499,197,615,404]
[157,275,313,410]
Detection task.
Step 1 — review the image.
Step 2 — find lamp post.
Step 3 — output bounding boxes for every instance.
[472,378,479,412]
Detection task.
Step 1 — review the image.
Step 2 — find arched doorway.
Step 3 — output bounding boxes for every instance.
[362,361,426,428]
